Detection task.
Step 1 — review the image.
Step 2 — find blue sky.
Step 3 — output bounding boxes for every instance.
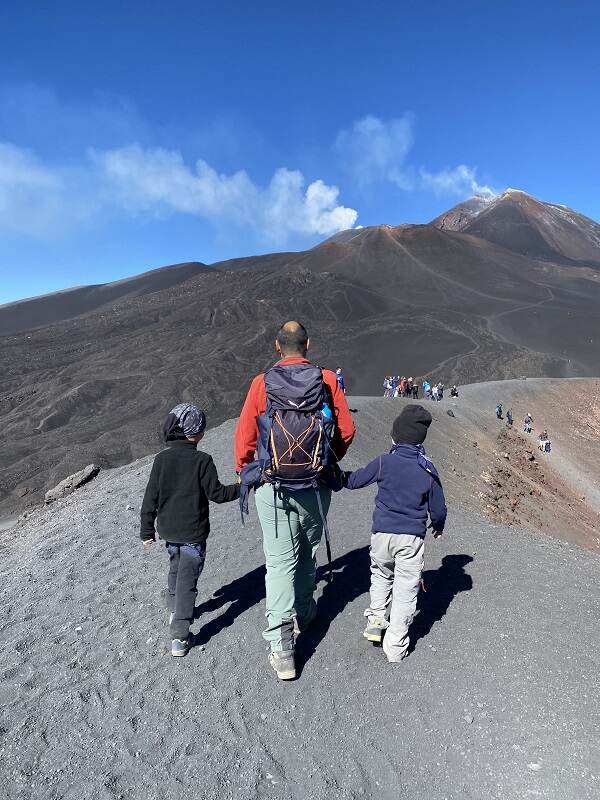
[1,0,599,303]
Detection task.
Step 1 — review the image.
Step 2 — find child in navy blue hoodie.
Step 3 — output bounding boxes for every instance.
[343,404,447,662]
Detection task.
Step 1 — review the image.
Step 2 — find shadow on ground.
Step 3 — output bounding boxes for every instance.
[409,554,474,652]
[190,550,474,662]
[192,564,266,648]
[297,546,371,672]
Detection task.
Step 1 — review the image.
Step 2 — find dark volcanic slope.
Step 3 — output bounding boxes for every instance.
[2,192,600,517]
[0,261,211,335]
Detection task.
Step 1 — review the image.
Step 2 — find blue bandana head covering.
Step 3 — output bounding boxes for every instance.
[162,403,207,442]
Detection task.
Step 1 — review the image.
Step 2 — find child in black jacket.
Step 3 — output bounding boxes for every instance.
[140,403,240,657]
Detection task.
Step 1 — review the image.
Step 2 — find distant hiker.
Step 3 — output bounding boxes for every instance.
[399,376,407,397]
[538,429,551,453]
[411,383,419,400]
[506,408,513,427]
[235,321,355,680]
[342,405,447,662]
[523,413,533,433]
[431,383,439,401]
[450,385,459,398]
[383,376,392,398]
[406,377,413,397]
[140,403,240,657]
[391,375,399,398]
[495,403,503,419]
[336,367,346,394]
[422,380,431,399]
[437,382,444,401]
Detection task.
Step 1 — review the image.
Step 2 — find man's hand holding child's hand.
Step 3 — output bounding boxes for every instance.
[433,530,443,539]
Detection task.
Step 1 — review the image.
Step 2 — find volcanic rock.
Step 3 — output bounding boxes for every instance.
[45,464,100,504]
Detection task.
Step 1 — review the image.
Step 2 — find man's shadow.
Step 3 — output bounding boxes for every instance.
[296,546,371,672]
[191,564,266,648]
[408,554,473,652]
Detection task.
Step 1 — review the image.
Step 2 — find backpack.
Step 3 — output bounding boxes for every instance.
[256,362,335,489]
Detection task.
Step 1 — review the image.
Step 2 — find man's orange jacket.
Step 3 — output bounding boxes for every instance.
[234,357,356,472]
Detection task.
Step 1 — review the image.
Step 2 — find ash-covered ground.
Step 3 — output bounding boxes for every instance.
[1,386,599,800]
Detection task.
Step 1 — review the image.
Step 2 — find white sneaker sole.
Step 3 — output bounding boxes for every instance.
[274,667,296,680]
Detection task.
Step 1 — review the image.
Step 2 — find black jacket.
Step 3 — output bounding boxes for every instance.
[140,441,240,543]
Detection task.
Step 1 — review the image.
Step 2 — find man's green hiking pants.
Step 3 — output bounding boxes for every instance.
[255,483,332,652]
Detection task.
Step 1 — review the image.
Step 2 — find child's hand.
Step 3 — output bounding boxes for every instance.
[433,530,443,539]
[142,537,156,549]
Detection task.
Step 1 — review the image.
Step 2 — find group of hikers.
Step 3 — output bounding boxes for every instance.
[141,321,447,679]
[495,403,551,453]
[383,375,459,401]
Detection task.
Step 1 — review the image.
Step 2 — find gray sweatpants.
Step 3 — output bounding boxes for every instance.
[365,532,424,662]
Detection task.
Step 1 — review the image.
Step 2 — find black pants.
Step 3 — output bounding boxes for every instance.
[166,541,207,640]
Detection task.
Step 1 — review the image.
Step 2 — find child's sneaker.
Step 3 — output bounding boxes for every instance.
[269,649,296,680]
[363,617,386,643]
[169,611,175,626]
[171,638,189,657]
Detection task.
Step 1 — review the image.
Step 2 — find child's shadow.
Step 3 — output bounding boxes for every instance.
[191,565,266,648]
[408,554,473,652]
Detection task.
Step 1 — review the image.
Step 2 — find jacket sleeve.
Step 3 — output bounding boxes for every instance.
[428,476,447,532]
[140,459,160,540]
[344,456,381,490]
[201,456,241,504]
[325,372,356,460]
[234,374,265,472]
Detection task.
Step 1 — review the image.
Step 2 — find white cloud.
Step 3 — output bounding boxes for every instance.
[420,164,496,198]
[90,144,358,241]
[0,140,358,243]
[336,114,497,199]
[335,113,415,188]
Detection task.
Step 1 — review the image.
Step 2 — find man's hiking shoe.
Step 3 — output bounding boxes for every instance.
[363,618,386,643]
[171,638,189,657]
[269,649,296,680]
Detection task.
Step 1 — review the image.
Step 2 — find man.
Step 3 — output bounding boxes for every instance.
[235,321,355,679]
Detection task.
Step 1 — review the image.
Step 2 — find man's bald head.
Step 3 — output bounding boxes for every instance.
[275,321,309,357]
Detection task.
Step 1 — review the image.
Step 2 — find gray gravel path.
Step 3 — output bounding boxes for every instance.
[1,405,599,800]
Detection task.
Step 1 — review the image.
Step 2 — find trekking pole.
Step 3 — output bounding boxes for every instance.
[314,485,333,582]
